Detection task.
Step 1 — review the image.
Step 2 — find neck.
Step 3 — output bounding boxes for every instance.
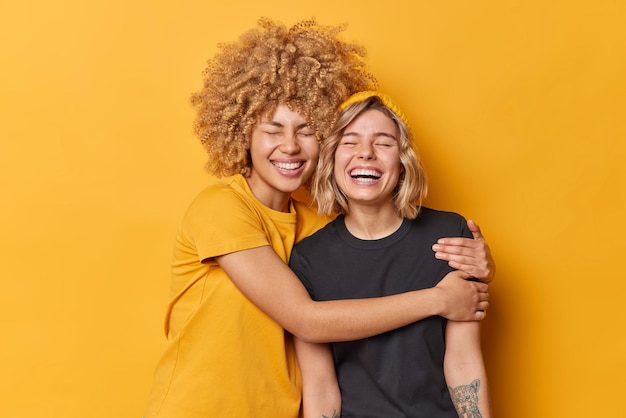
[343,203,402,240]
[244,176,292,212]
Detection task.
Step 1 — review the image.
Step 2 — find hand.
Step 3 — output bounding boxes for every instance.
[434,270,489,321]
[432,220,495,283]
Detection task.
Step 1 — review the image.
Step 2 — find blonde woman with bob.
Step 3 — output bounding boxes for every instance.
[290,92,493,417]
[144,20,493,418]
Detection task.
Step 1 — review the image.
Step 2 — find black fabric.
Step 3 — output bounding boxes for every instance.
[290,207,472,418]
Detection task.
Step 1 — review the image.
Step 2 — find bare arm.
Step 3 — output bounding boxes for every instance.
[295,337,341,418]
[432,220,496,283]
[216,246,489,343]
[444,321,492,417]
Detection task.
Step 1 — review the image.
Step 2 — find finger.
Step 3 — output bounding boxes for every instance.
[433,240,480,255]
[446,260,477,276]
[473,311,486,321]
[467,219,484,241]
[475,282,489,293]
[448,261,490,280]
[443,254,482,266]
[435,237,479,247]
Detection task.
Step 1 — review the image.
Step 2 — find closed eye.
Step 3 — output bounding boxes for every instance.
[339,140,357,146]
[375,141,395,148]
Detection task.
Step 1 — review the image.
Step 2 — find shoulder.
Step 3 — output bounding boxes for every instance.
[179,176,271,256]
[289,218,341,281]
[292,199,333,243]
[414,207,469,236]
[418,207,465,223]
[294,216,340,251]
[188,175,250,208]
[183,175,260,225]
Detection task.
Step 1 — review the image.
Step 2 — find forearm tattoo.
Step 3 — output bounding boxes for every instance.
[448,379,483,418]
[321,410,340,418]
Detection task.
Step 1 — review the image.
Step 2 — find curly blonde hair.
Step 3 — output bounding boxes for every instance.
[313,95,428,219]
[190,17,377,177]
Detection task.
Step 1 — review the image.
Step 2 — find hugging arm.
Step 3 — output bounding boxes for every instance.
[216,245,488,343]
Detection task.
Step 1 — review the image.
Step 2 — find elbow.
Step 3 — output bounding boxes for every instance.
[285,313,330,343]
[289,323,325,343]
[280,296,355,343]
[281,303,330,343]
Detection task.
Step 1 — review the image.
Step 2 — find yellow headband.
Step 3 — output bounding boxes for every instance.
[339,91,411,130]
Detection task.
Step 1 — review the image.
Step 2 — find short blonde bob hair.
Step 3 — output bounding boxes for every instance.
[190,18,376,177]
[312,92,428,219]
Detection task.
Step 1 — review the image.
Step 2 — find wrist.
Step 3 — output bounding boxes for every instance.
[416,287,443,318]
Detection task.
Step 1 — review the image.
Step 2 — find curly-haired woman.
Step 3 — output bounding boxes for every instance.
[143,19,493,418]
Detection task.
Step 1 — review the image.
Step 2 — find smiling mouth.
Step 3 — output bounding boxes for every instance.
[272,161,304,171]
[350,168,381,180]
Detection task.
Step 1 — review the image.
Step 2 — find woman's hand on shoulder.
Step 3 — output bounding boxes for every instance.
[432,220,495,283]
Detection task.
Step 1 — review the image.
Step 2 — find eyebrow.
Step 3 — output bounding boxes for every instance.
[343,131,397,140]
[260,120,311,130]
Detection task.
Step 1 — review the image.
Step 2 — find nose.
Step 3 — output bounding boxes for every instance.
[357,143,374,160]
[279,133,301,154]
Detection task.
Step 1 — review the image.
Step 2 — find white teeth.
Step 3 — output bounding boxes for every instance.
[350,169,381,178]
[273,161,303,170]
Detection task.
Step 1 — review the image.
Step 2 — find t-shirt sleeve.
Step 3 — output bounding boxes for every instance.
[181,185,271,262]
[458,214,473,239]
[288,245,316,299]
[293,200,332,243]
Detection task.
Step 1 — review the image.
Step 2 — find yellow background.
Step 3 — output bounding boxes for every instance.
[1,1,624,417]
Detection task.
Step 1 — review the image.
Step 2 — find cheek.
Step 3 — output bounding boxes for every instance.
[307,141,320,159]
[333,155,348,187]
[333,148,351,167]
[332,153,343,176]
[247,134,265,156]
[391,160,404,184]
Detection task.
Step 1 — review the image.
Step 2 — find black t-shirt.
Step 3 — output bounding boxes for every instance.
[289,208,472,418]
